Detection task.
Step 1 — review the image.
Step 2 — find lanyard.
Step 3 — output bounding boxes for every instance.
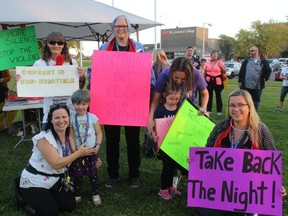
[75,112,89,145]
[57,139,70,157]
[230,127,246,148]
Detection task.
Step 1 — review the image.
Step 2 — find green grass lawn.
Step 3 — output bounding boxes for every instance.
[0,78,287,216]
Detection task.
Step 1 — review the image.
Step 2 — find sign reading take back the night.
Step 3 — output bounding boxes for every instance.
[188,147,282,215]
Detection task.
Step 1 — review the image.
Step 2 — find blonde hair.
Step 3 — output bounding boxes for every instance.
[152,48,170,66]
[226,89,261,146]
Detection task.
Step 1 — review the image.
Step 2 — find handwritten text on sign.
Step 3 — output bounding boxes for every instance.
[188,147,282,216]
[90,50,152,126]
[160,99,215,171]
[0,26,39,70]
[16,66,79,97]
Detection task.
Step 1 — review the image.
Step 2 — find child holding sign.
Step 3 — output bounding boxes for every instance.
[153,83,182,200]
[69,90,103,205]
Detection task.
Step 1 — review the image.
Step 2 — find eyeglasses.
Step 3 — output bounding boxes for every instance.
[48,41,65,46]
[228,103,248,109]
[249,50,256,52]
[114,25,128,29]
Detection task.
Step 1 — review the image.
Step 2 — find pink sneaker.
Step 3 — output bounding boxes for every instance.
[169,186,181,196]
[158,189,172,200]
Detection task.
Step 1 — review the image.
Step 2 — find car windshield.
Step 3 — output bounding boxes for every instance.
[225,63,234,68]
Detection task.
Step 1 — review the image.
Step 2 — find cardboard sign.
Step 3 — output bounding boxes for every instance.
[16,65,79,97]
[155,116,174,149]
[90,50,152,126]
[0,26,39,70]
[188,147,282,215]
[160,99,215,171]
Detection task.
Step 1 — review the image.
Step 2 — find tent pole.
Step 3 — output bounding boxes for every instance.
[80,41,83,67]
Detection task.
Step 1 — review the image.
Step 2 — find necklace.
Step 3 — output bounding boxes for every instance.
[116,41,129,52]
[230,127,247,148]
[230,119,248,132]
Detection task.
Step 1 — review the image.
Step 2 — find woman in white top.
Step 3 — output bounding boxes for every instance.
[16,31,86,126]
[19,103,97,216]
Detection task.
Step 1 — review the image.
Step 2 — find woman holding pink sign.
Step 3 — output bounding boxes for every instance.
[100,15,156,188]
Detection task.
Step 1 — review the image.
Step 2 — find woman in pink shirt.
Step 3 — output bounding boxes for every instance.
[204,51,226,115]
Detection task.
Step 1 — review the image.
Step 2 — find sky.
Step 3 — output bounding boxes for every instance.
[81,0,288,56]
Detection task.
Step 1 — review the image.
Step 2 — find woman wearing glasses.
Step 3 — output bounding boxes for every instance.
[18,104,98,216]
[198,89,286,215]
[99,15,156,188]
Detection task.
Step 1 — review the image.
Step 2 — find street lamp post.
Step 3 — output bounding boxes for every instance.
[159,13,167,48]
[154,0,157,49]
[202,23,212,59]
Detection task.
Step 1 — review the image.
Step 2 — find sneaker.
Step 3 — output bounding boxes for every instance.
[75,196,82,203]
[274,107,283,112]
[158,189,172,200]
[129,178,140,188]
[92,195,101,205]
[217,112,222,116]
[105,178,119,188]
[169,186,181,196]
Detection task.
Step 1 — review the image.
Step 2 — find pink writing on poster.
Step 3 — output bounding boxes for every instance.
[188,147,282,216]
[155,117,174,149]
[90,50,152,126]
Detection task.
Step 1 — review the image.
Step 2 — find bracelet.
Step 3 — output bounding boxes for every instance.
[95,143,101,147]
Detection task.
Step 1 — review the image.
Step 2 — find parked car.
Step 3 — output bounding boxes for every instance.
[278,58,288,71]
[267,58,279,72]
[224,61,241,79]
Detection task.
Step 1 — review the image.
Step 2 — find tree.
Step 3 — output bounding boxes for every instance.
[218,35,236,61]
[235,20,288,58]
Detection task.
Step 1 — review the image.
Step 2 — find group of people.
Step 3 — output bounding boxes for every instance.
[7,14,284,216]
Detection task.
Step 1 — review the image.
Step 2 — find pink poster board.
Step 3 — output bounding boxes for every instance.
[188,147,282,215]
[155,117,174,149]
[90,50,152,126]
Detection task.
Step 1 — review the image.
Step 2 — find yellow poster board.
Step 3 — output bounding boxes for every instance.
[160,99,215,171]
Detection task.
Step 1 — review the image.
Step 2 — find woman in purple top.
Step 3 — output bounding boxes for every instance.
[148,57,209,136]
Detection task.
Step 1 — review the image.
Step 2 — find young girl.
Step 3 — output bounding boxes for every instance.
[69,90,103,205]
[153,83,182,200]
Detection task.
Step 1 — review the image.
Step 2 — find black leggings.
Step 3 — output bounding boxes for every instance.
[20,187,76,216]
[73,175,99,196]
[104,125,141,179]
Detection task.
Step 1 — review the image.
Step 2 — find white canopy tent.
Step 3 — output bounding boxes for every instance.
[0,0,160,43]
